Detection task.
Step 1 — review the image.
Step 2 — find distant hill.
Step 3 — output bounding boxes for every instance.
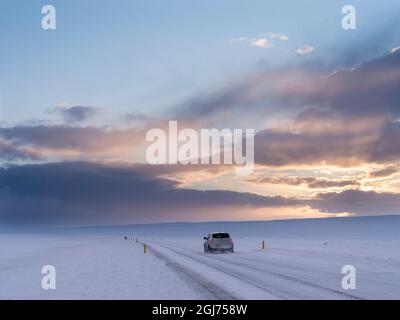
[60,215,400,239]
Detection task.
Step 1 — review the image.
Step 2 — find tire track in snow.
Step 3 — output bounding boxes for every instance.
[146,243,238,300]
[212,253,364,300]
[151,242,289,299]
[152,241,364,300]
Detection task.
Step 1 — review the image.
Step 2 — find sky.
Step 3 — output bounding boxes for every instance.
[1,0,400,226]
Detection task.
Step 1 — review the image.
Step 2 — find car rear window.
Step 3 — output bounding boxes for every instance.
[212,233,230,238]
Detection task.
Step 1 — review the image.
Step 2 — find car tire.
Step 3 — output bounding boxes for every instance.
[230,248,234,253]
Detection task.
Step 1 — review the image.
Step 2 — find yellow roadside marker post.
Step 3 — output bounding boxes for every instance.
[144,244,147,254]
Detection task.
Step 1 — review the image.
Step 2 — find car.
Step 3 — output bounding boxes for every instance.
[203,232,234,253]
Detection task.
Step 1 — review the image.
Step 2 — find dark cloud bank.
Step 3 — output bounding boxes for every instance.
[1,161,399,226]
[0,162,298,226]
[173,50,400,118]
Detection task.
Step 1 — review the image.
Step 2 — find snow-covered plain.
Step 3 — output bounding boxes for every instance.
[0,234,202,299]
[1,216,399,299]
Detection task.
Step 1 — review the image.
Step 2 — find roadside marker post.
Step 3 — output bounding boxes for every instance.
[144,244,147,254]
[262,240,265,250]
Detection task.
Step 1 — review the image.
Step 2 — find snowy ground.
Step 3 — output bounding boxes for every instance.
[1,216,400,299]
[0,234,203,299]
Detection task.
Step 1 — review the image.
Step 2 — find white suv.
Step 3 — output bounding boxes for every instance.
[203,232,234,253]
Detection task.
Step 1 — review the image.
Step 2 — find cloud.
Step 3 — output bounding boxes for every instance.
[173,51,400,120]
[123,112,153,124]
[253,113,400,168]
[0,162,300,226]
[332,13,400,68]
[51,106,99,123]
[0,125,146,160]
[254,123,378,167]
[3,48,400,168]
[268,33,289,41]
[1,49,400,226]
[291,52,400,118]
[250,176,359,189]
[390,47,400,54]
[1,162,398,226]
[0,119,205,163]
[296,45,315,55]
[250,38,273,48]
[230,37,273,49]
[169,51,400,168]
[368,166,398,178]
[230,32,289,49]
[0,139,42,161]
[312,189,400,216]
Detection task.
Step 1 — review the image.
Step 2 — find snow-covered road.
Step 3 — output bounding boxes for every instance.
[147,237,400,300]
